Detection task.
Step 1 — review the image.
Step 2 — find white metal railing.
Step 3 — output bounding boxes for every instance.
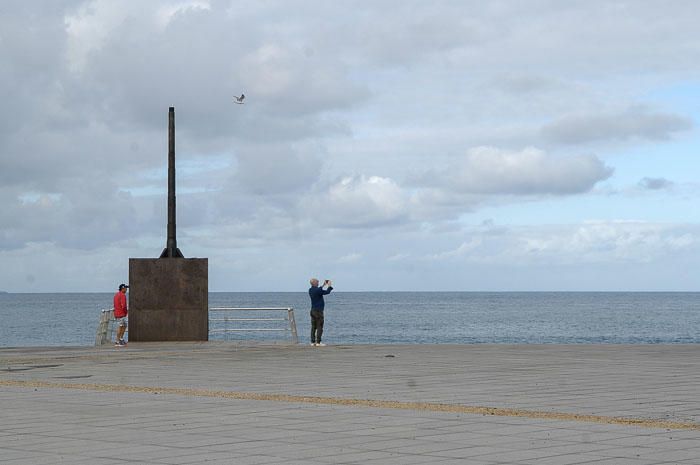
[95,306,298,345]
[95,308,128,346]
[209,307,298,344]
[95,309,114,345]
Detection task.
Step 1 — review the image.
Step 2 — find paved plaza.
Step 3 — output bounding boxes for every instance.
[1,343,700,464]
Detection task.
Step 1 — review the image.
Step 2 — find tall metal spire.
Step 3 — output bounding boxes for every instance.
[160,107,184,258]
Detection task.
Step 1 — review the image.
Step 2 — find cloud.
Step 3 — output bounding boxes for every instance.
[541,106,693,145]
[421,221,700,266]
[427,238,482,261]
[65,0,140,71]
[156,0,211,30]
[338,252,362,263]
[516,221,698,264]
[0,1,368,251]
[351,8,482,66]
[493,75,563,95]
[638,177,674,191]
[0,1,698,291]
[231,144,323,196]
[419,146,612,195]
[312,176,410,229]
[0,179,159,251]
[387,252,410,262]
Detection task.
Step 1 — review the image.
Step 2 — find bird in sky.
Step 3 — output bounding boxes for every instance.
[233,94,245,104]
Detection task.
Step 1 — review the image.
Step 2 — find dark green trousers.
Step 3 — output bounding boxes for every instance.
[310,309,324,343]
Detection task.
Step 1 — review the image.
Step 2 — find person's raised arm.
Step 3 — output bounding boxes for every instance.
[322,280,333,294]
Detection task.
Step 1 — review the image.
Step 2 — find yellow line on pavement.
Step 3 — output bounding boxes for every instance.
[1,379,697,431]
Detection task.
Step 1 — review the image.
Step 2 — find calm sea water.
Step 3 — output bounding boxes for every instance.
[0,292,698,347]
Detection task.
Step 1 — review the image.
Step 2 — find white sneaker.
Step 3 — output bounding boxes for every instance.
[317,343,326,347]
[310,342,317,346]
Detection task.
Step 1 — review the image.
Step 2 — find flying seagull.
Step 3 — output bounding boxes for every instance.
[233,94,245,104]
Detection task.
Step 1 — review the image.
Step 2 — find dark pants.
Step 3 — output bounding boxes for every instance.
[310,309,324,343]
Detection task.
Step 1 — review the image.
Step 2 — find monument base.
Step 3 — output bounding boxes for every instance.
[128,258,208,341]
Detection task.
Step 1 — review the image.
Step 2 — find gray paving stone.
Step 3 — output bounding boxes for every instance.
[520,454,612,465]
[583,459,659,465]
[638,448,700,462]
[1,343,700,464]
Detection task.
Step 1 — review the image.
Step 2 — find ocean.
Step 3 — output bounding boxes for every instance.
[0,292,698,347]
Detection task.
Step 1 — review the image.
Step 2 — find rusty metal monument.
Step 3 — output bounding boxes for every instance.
[128,107,209,341]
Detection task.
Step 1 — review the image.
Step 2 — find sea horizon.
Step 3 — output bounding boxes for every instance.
[1,291,699,347]
[1,290,699,294]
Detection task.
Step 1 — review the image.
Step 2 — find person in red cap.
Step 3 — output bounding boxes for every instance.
[113,284,129,346]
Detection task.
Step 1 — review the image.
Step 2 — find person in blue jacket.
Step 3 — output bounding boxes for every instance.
[308,278,333,346]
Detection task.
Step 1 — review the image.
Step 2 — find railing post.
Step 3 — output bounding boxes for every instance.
[288,308,298,344]
[95,309,115,346]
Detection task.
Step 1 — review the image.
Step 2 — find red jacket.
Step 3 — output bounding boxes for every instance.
[113,291,128,318]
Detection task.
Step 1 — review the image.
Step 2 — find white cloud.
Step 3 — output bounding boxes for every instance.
[313,176,410,229]
[387,253,410,262]
[420,146,612,195]
[427,238,483,261]
[520,221,698,264]
[422,221,700,266]
[156,0,210,30]
[338,252,362,263]
[65,0,131,71]
[541,106,693,145]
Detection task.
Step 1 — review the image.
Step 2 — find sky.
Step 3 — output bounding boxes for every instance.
[0,0,699,292]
